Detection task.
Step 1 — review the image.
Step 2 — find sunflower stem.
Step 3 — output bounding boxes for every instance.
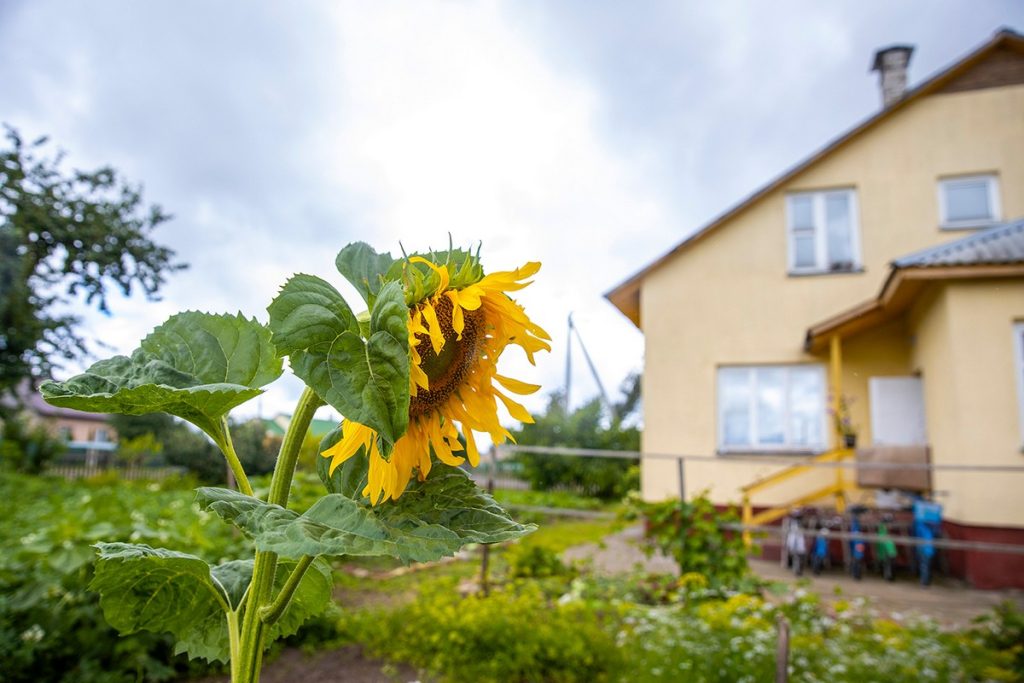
[234,386,323,683]
[259,555,314,626]
[215,417,254,497]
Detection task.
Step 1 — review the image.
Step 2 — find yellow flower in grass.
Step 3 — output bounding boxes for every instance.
[322,255,551,504]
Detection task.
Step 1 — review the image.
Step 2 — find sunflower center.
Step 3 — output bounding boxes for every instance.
[410,296,483,419]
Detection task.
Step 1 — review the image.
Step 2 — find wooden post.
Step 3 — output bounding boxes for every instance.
[775,613,790,683]
[829,334,847,512]
[479,445,498,596]
[742,494,752,548]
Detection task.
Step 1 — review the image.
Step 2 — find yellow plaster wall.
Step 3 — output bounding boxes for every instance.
[910,281,1024,526]
[640,83,1024,514]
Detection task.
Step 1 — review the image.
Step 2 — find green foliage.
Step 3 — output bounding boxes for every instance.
[116,432,162,467]
[0,127,184,406]
[511,379,640,500]
[344,579,624,683]
[618,592,1018,683]
[40,312,282,442]
[90,543,237,662]
[972,600,1024,677]
[505,544,570,579]
[627,491,749,589]
[267,276,409,445]
[197,463,535,564]
[0,473,243,682]
[0,415,66,473]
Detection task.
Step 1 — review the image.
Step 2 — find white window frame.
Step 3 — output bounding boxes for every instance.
[938,174,1001,230]
[1015,322,1024,447]
[785,189,862,275]
[716,364,828,454]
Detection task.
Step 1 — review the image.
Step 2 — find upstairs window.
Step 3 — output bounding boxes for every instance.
[717,365,827,453]
[938,174,1000,229]
[786,189,860,274]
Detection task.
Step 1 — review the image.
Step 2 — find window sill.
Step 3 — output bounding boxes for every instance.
[787,266,865,278]
[940,220,999,231]
[717,448,825,457]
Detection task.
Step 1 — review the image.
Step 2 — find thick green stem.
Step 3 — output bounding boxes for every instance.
[233,387,323,683]
[259,556,314,626]
[216,417,254,497]
[267,387,323,508]
[227,610,241,682]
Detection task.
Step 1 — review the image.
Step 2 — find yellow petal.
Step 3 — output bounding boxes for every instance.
[494,374,541,395]
[410,256,450,294]
[419,301,445,355]
[446,290,464,339]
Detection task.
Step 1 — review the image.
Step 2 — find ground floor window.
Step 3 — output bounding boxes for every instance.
[717,364,826,452]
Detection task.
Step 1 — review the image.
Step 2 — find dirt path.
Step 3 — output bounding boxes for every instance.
[563,525,1024,628]
[196,645,421,683]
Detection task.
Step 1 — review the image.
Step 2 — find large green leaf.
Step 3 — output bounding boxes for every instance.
[90,545,332,663]
[335,241,396,308]
[196,462,534,565]
[89,543,232,662]
[267,276,410,444]
[316,429,534,545]
[39,312,282,439]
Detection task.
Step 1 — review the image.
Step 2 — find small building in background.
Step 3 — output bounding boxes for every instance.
[21,389,118,466]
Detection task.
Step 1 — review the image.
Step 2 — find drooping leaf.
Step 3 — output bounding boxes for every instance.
[89,542,232,662]
[335,242,396,308]
[39,312,282,439]
[90,545,331,663]
[267,276,410,444]
[196,460,534,565]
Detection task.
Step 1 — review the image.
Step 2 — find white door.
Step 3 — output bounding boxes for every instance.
[869,376,927,445]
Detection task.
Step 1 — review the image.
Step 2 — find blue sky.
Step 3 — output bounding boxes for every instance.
[2,1,1022,426]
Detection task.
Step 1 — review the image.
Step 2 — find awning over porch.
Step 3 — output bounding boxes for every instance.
[805,219,1024,353]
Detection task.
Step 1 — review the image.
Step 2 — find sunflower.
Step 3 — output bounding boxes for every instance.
[321,253,551,504]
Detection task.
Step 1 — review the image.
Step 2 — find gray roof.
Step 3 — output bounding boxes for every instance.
[893,218,1024,268]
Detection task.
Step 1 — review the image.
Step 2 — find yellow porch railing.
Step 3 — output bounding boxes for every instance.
[740,447,854,546]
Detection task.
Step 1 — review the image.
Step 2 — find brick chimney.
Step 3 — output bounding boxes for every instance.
[871,45,914,108]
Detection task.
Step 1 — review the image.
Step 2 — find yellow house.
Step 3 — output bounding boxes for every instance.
[606,29,1024,588]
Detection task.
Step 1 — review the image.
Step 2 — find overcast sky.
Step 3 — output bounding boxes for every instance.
[2,1,1022,428]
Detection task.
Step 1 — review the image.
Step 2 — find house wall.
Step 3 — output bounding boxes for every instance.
[641,82,1024,510]
[909,280,1024,527]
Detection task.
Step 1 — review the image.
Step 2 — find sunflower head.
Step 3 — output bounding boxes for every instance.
[322,242,551,505]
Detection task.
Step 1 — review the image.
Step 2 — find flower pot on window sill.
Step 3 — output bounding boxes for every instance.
[843,434,857,449]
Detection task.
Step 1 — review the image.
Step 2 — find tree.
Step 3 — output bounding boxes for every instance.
[511,372,642,499]
[0,126,185,409]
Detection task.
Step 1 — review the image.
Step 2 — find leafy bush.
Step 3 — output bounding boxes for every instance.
[0,416,66,473]
[971,600,1024,678]
[627,491,750,589]
[344,578,624,683]
[618,592,1018,682]
[505,543,571,579]
[510,386,640,501]
[0,473,244,682]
